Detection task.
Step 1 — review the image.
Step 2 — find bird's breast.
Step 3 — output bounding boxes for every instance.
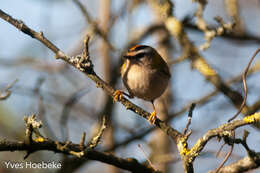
[121,62,169,101]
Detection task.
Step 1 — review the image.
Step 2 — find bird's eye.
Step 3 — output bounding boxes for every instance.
[135,53,145,59]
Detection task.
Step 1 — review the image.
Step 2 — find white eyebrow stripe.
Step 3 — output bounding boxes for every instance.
[134,48,150,55]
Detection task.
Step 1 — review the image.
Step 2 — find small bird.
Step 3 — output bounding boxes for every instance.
[114,45,171,124]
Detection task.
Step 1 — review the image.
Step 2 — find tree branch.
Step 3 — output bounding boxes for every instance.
[0,139,156,173]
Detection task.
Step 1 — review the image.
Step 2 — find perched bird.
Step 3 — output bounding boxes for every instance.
[114,45,171,124]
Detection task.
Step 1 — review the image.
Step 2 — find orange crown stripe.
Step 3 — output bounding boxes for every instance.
[129,45,142,51]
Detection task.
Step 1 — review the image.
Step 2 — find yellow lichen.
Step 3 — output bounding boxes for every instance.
[193,58,217,76]
[34,137,44,143]
[243,112,260,123]
[177,137,190,156]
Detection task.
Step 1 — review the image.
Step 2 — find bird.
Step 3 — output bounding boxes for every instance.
[113,45,171,124]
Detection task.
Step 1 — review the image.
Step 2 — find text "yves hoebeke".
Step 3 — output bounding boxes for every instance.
[4,161,61,169]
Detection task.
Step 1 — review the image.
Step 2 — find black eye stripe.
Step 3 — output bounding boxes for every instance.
[134,52,145,59]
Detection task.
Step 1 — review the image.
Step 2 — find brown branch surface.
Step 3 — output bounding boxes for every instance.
[0,139,156,173]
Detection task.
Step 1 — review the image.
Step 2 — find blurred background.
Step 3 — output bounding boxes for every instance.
[1,0,260,172]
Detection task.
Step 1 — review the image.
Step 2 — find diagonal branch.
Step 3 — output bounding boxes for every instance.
[0,9,182,143]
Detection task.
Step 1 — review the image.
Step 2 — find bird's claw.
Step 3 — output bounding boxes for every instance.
[113,90,123,102]
[148,111,157,124]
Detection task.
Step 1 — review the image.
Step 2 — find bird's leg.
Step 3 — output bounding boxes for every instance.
[148,101,157,124]
[113,90,133,102]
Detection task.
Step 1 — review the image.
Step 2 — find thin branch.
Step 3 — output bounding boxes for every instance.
[210,130,260,173]
[183,20,260,43]
[213,155,260,173]
[0,79,18,100]
[215,130,235,173]
[193,0,235,50]
[215,145,234,173]
[183,103,196,135]
[73,0,115,50]
[228,46,260,121]
[186,113,260,164]
[138,144,158,172]
[79,132,86,149]
[87,116,107,149]
[0,139,157,173]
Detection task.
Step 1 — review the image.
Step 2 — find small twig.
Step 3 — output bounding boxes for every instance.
[234,130,256,157]
[73,0,115,50]
[213,130,257,173]
[216,143,226,158]
[194,0,235,50]
[56,141,84,158]
[80,132,86,150]
[228,46,260,122]
[215,144,234,173]
[0,79,18,100]
[88,116,107,149]
[215,130,235,172]
[183,103,196,135]
[138,144,157,172]
[23,114,43,159]
[24,115,43,141]
[83,35,90,58]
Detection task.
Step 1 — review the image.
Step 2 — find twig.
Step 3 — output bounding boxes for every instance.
[138,144,158,172]
[88,116,107,149]
[73,0,115,50]
[215,145,234,173]
[215,130,235,173]
[212,155,260,173]
[183,21,260,43]
[23,114,43,159]
[216,143,226,158]
[183,103,196,135]
[193,0,235,50]
[0,79,18,100]
[210,130,259,173]
[80,132,86,150]
[185,112,260,164]
[228,46,260,122]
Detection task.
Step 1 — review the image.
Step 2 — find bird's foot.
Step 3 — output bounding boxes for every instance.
[113,90,123,102]
[148,111,157,124]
